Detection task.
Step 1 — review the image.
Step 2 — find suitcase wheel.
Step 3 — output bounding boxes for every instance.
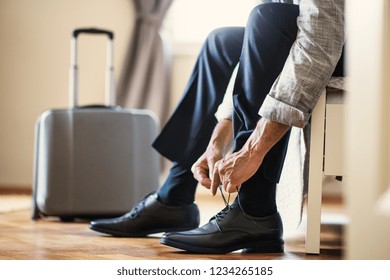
[60,216,75,222]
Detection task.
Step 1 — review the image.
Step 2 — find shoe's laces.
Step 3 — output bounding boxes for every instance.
[124,193,152,219]
[219,185,231,207]
[213,185,239,222]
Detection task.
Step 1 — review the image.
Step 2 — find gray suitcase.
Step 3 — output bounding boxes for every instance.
[32,28,160,221]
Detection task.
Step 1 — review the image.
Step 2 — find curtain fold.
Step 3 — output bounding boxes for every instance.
[117,0,173,128]
[256,0,296,4]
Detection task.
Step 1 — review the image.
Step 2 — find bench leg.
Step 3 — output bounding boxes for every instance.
[305,90,326,254]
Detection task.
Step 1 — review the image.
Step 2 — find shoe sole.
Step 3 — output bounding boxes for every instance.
[89,224,198,237]
[160,237,284,254]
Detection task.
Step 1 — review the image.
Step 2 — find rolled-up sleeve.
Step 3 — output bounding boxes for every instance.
[259,0,345,128]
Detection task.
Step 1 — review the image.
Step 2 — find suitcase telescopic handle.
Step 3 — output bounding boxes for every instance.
[69,28,115,108]
[72,28,114,39]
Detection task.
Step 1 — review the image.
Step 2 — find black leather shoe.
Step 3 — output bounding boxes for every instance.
[89,192,200,237]
[160,200,284,254]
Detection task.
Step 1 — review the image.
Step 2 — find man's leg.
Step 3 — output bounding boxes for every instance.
[161,3,301,253]
[232,3,299,218]
[89,27,244,236]
[154,27,245,206]
[235,9,346,218]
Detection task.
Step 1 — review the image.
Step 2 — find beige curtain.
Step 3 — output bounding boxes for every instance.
[117,0,173,127]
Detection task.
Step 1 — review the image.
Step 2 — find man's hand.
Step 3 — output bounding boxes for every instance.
[191,147,224,189]
[211,117,290,194]
[191,119,233,193]
[211,144,264,194]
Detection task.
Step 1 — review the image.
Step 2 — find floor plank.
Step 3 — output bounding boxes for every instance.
[0,193,345,260]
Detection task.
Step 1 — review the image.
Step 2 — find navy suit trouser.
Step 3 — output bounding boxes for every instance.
[153,3,343,217]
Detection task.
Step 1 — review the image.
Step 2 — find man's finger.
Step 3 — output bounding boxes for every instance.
[226,181,239,193]
[190,161,199,174]
[193,166,211,188]
[210,161,221,196]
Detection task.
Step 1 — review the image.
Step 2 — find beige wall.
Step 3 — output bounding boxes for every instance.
[0,0,134,187]
[170,50,198,113]
[0,0,199,188]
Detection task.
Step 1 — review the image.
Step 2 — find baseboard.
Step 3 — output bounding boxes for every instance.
[0,185,32,195]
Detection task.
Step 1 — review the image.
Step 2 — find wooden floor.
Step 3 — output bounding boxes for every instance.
[0,192,345,260]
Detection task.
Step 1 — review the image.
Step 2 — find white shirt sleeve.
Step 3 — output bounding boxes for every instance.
[214,63,239,121]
